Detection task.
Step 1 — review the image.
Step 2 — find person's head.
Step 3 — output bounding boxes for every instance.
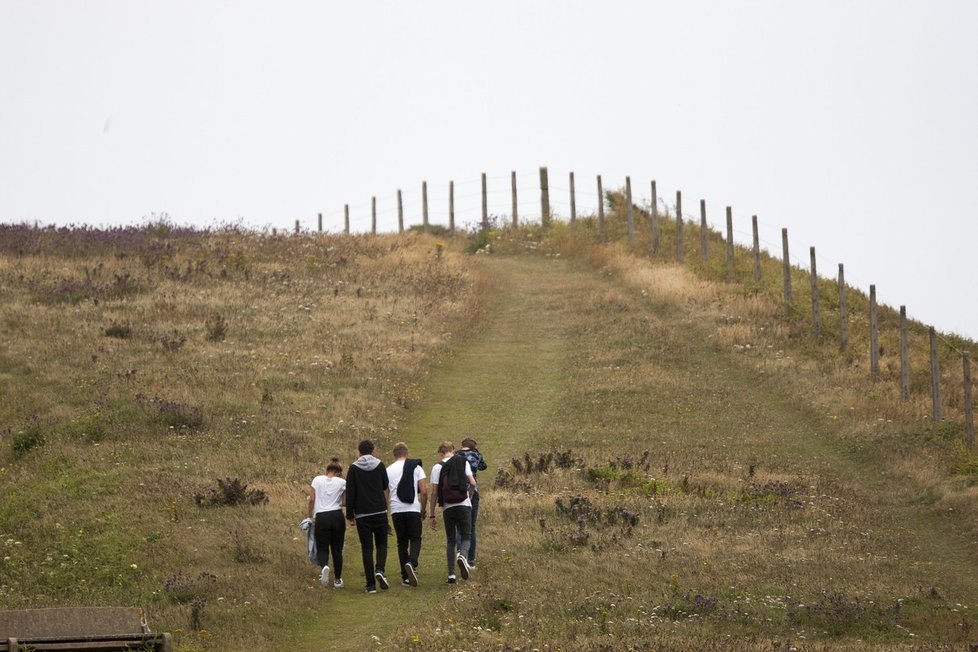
[392,442,409,459]
[358,439,375,456]
[437,441,455,456]
[460,438,478,450]
[326,457,343,476]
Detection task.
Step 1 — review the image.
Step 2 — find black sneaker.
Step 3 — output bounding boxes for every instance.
[401,578,411,587]
[404,562,418,587]
[446,575,457,584]
[456,554,471,580]
[365,586,377,594]
[375,571,390,590]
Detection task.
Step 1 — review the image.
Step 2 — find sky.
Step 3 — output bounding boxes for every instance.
[2,1,977,339]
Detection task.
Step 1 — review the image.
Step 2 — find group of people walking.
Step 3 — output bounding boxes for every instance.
[305,437,487,593]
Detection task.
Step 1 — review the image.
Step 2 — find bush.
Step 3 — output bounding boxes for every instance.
[103,321,132,339]
[194,477,269,507]
[205,313,228,342]
[12,418,44,458]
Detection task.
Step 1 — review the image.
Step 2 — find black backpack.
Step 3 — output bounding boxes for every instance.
[437,457,468,506]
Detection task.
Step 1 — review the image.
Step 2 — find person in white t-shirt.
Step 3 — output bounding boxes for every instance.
[307,457,347,589]
[386,442,428,587]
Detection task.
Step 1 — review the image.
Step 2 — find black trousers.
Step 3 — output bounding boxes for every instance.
[354,513,388,588]
[391,511,423,580]
[313,510,345,578]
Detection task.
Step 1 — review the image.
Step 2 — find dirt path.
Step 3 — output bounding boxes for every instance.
[289,256,575,649]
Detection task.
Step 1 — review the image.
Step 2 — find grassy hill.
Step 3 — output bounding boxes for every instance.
[2,205,977,651]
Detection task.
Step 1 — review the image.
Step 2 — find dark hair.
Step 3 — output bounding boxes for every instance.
[358,439,375,455]
[461,438,478,449]
[326,457,343,475]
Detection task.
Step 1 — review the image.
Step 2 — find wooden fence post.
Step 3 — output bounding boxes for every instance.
[700,199,708,262]
[725,207,734,272]
[422,182,430,234]
[900,306,910,399]
[675,191,684,262]
[931,326,942,421]
[752,215,761,282]
[448,182,454,235]
[870,285,879,380]
[511,171,518,227]
[597,175,605,241]
[838,264,848,351]
[481,173,488,230]
[294,219,300,235]
[371,196,377,235]
[318,213,323,233]
[569,171,577,229]
[782,229,792,302]
[651,181,660,255]
[965,353,975,448]
[810,246,820,338]
[626,176,635,246]
[540,167,550,227]
[397,190,404,234]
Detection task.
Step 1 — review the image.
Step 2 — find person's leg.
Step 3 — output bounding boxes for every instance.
[372,514,389,576]
[468,492,480,564]
[314,512,331,568]
[391,512,410,581]
[355,517,376,590]
[406,512,423,571]
[456,506,472,563]
[442,507,460,577]
[329,511,345,580]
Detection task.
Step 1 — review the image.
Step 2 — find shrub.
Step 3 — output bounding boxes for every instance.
[150,398,203,429]
[103,321,132,339]
[194,477,269,507]
[205,313,228,342]
[12,417,44,458]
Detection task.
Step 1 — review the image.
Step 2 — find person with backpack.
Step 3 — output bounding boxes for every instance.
[428,441,477,584]
[455,438,488,569]
[386,442,427,587]
[346,439,391,594]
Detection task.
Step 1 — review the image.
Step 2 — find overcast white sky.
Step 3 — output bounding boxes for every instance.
[2,1,977,338]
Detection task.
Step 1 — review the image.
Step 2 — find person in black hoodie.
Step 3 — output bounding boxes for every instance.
[346,439,390,593]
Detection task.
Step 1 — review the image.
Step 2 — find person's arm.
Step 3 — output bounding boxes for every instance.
[418,478,428,518]
[345,470,356,524]
[307,487,316,519]
[428,466,439,527]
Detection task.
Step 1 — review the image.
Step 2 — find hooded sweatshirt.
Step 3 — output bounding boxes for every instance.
[345,454,389,520]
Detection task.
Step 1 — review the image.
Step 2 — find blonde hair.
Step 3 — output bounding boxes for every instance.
[392,442,409,458]
[437,440,454,455]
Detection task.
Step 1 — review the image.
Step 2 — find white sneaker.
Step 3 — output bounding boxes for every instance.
[333,578,344,589]
[319,565,330,588]
[405,562,418,587]
[456,554,471,580]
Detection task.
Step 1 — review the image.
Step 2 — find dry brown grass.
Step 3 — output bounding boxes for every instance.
[0,224,487,650]
[5,216,978,651]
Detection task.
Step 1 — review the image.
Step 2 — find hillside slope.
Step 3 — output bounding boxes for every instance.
[294,251,978,650]
[3,222,977,651]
